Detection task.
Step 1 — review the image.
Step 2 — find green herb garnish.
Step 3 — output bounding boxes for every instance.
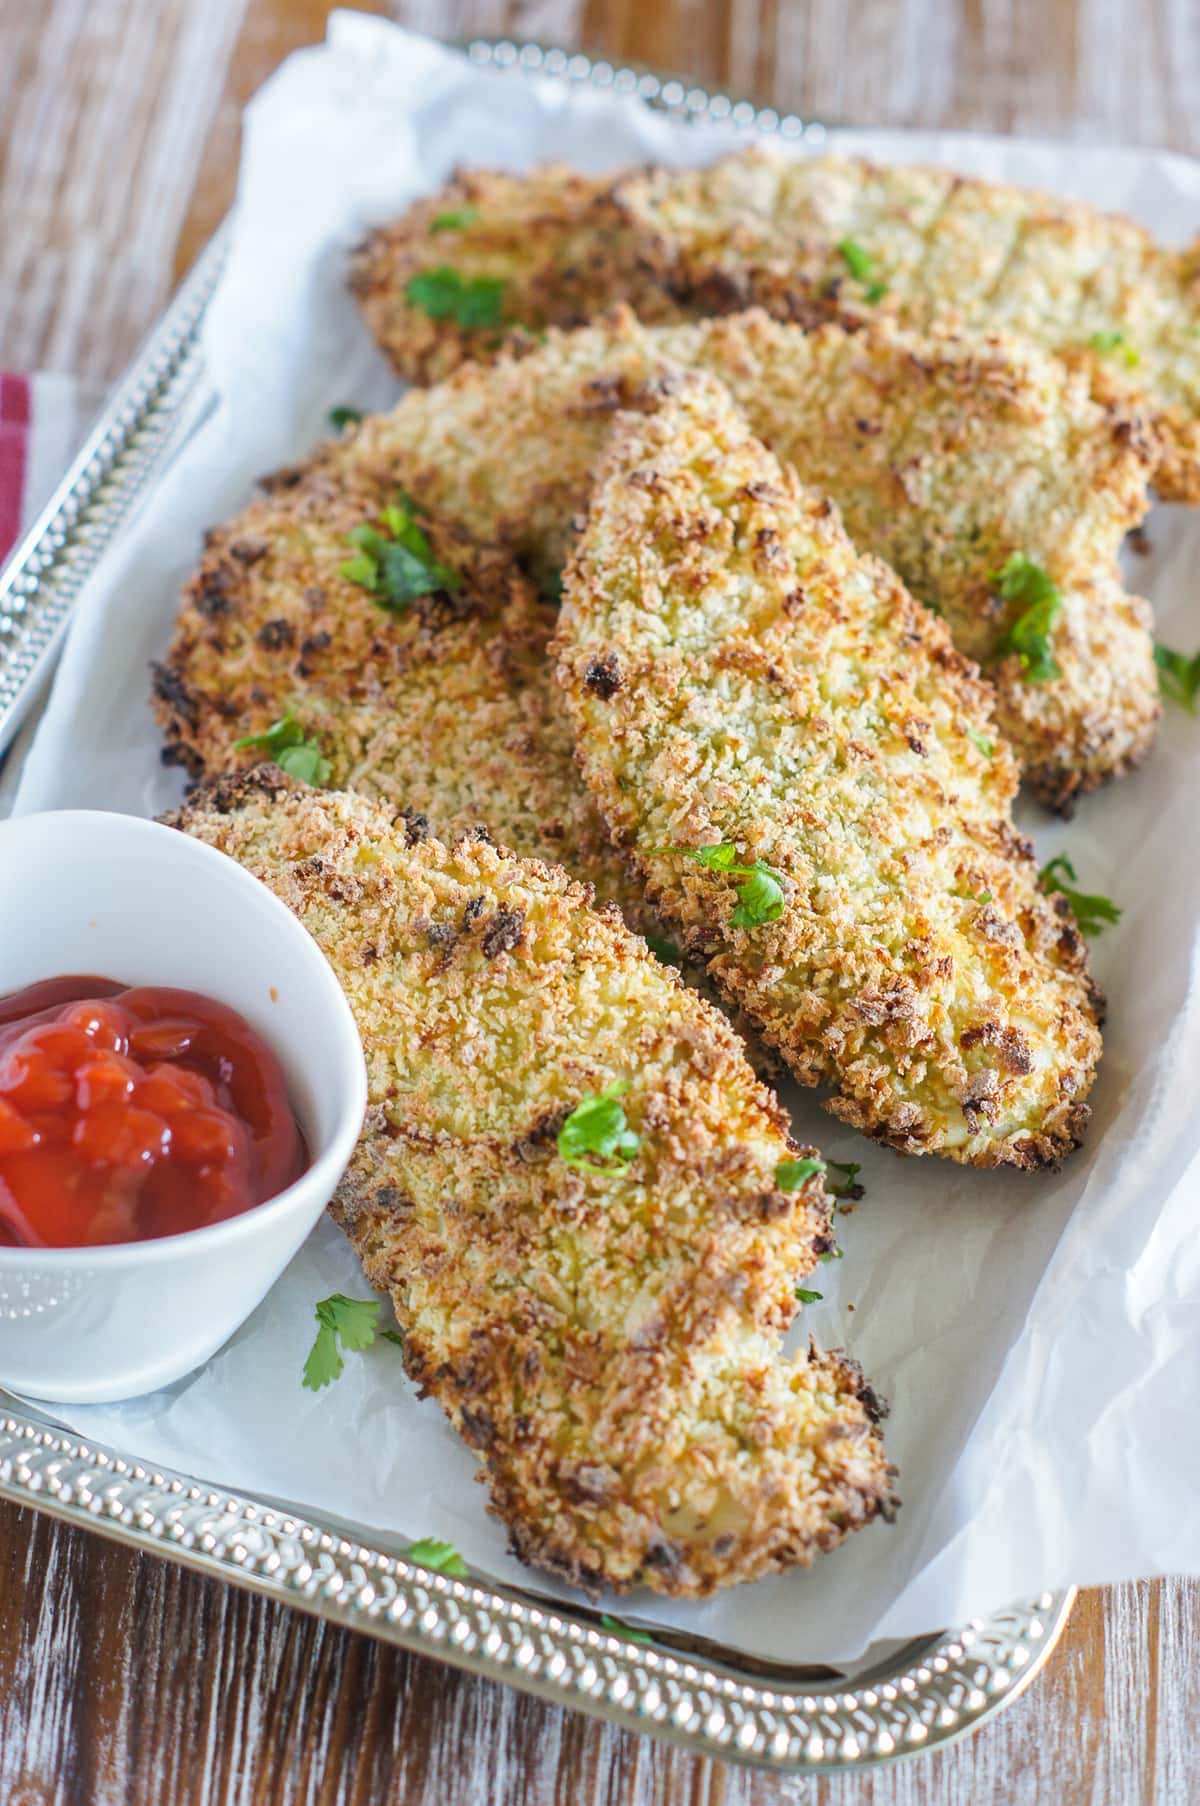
[1154,641,1200,711]
[658,842,786,929]
[302,1294,395,1390]
[775,1156,825,1192]
[795,1287,824,1305]
[1088,329,1139,368]
[431,207,479,233]
[405,267,505,330]
[646,935,683,968]
[340,494,461,611]
[819,1244,845,1263]
[827,1158,863,1202]
[967,727,995,758]
[328,404,362,431]
[1038,854,1121,937]
[837,238,887,302]
[405,1537,468,1577]
[990,554,1063,683]
[234,714,331,786]
[557,1079,640,1174]
[599,1614,653,1645]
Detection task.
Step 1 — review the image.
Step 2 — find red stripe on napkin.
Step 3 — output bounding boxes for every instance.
[0,373,31,562]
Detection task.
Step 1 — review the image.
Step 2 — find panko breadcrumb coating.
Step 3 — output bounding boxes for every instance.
[616,148,1200,503]
[348,164,677,385]
[342,307,1158,811]
[151,445,642,921]
[353,148,1200,500]
[168,771,896,1597]
[554,377,1103,1168]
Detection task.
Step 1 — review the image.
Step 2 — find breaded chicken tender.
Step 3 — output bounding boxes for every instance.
[553,377,1103,1168]
[151,444,640,920]
[616,149,1200,502]
[355,149,1200,500]
[168,771,895,1597]
[349,165,676,385]
[344,307,1158,810]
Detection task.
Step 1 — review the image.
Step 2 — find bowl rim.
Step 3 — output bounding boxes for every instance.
[0,807,367,1265]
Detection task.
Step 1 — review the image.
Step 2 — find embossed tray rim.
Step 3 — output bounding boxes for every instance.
[0,35,1075,1774]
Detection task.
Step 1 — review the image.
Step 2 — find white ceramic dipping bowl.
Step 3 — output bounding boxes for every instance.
[0,810,367,1403]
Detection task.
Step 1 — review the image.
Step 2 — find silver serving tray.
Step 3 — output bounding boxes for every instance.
[0,37,1075,1775]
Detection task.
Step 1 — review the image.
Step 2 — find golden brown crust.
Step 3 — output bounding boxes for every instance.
[348,165,678,386]
[354,148,1200,500]
[553,376,1103,1168]
[167,774,896,1596]
[151,442,641,920]
[342,308,1159,811]
[615,150,1200,503]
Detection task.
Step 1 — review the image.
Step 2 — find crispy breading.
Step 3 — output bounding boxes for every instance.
[151,445,641,920]
[341,307,1158,811]
[616,148,1200,502]
[153,450,780,1068]
[167,770,896,1597]
[553,377,1103,1167]
[354,149,1200,500]
[348,165,677,385]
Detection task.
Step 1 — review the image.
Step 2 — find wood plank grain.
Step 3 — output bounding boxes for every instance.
[1,1,1199,1801]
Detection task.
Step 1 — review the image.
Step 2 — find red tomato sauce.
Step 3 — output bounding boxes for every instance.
[0,977,307,1249]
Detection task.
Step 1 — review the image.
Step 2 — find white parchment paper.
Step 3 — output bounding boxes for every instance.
[8,12,1200,1664]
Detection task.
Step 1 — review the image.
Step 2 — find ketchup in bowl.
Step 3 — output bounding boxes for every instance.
[0,977,307,1249]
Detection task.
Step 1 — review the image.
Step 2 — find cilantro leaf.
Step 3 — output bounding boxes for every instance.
[599,1613,653,1645]
[730,865,786,928]
[819,1243,845,1263]
[302,1294,381,1391]
[1088,329,1140,369]
[339,494,461,612]
[795,1287,824,1305]
[234,714,331,786]
[405,1537,468,1577]
[557,1078,640,1174]
[837,238,887,300]
[775,1156,825,1192]
[405,267,505,330]
[328,405,362,431]
[1038,854,1122,937]
[990,554,1063,683]
[1155,641,1200,712]
[827,1158,863,1202]
[967,727,995,758]
[431,207,479,233]
[657,842,786,929]
[646,934,683,968]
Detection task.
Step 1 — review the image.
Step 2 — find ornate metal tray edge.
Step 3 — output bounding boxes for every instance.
[0,36,1075,1773]
[0,1408,1072,1773]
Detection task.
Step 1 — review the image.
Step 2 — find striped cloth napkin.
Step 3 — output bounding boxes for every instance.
[0,372,105,563]
[0,372,106,801]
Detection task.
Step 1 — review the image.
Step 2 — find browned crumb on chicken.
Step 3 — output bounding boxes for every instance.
[354,148,1200,500]
[554,376,1104,1168]
[167,772,896,1597]
[345,306,1158,811]
[348,164,678,386]
[150,440,641,921]
[615,148,1200,502]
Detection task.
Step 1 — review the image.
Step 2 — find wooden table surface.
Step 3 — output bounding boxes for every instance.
[1,2,1198,1800]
